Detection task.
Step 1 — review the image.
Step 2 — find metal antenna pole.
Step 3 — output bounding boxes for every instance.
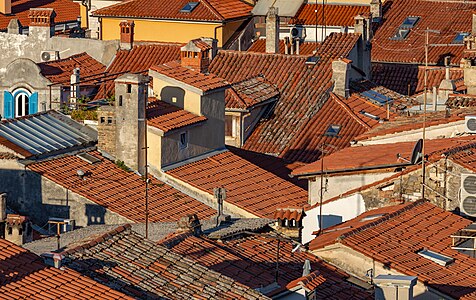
[144,85,149,239]
[319,146,324,235]
[422,28,428,201]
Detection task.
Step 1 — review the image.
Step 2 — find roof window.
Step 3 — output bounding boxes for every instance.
[324,124,341,137]
[359,110,380,120]
[392,16,420,40]
[452,32,470,44]
[401,16,420,28]
[305,56,320,65]
[180,2,199,13]
[76,152,101,164]
[360,213,385,222]
[361,90,393,106]
[417,249,454,266]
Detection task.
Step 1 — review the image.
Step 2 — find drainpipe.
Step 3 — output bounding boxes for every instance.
[241,112,251,147]
[214,24,225,47]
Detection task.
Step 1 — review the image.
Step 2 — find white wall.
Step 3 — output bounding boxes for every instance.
[276,288,306,300]
[302,193,365,244]
[280,26,354,43]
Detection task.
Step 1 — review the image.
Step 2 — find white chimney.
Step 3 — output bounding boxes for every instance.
[374,275,417,300]
[332,58,352,98]
[302,259,311,276]
[438,56,456,105]
[70,67,80,109]
[266,7,279,54]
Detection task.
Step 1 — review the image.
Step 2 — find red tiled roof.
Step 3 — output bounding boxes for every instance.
[166,150,309,218]
[159,232,372,299]
[27,151,216,222]
[248,39,319,55]
[62,225,268,299]
[226,76,279,110]
[147,98,207,132]
[209,32,361,163]
[92,0,252,21]
[151,61,229,92]
[0,238,132,299]
[290,4,370,27]
[0,0,80,31]
[448,144,476,173]
[372,63,465,96]
[273,208,304,221]
[292,136,476,176]
[446,94,476,108]
[95,43,181,100]
[310,201,476,299]
[38,52,106,85]
[371,0,476,65]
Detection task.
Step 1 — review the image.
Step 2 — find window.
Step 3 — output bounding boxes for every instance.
[126,84,132,93]
[18,227,23,235]
[453,32,470,44]
[225,115,233,137]
[361,90,393,106]
[7,226,12,235]
[107,117,113,124]
[118,95,123,106]
[180,2,199,13]
[179,132,188,149]
[360,214,385,222]
[325,124,341,137]
[401,16,420,28]
[100,117,105,123]
[392,16,420,40]
[418,249,454,266]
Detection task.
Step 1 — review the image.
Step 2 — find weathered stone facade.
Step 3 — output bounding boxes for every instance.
[97,106,116,156]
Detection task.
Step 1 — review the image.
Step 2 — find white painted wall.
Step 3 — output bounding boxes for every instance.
[280,25,353,42]
[302,193,365,244]
[276,288,306,300]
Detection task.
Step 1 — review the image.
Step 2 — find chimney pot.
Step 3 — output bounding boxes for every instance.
[178,214,202,236]
[119,20,134,50]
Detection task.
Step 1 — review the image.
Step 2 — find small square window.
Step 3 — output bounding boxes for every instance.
[100,117,105,124]
[107,117,113,124]
[172,97,177,103]
[325,124,341,137]
[179,132,188,149]
[180,2,199,13]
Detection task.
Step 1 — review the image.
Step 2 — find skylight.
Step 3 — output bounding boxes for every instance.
[359,110,380,120]
[452,32,470,44]
[392,16,420,40]
[418,249,454,266]
[401,16,420,28]
[324,124,341,137]
[76,152,101,164]
[180,2,199,13]
[361,90,393,106]
[360,213,385,222]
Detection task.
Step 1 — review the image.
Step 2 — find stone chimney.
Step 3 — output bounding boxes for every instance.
[7,19,21,34]
[332,58,352,98]
[462,56,476,94]
[41,253,65,269]
[70,67,80,109]
[28,8,56,38]
[354,14,371,42]
[370,0,382,21]
[353,14,372,78]
[374,275,417,300]
[4,214,33,246]
[97,106,116,157]
[114,73,148,174]
[266,7,279,54]
[0,0,11,15]
[473,10,476,36]
[180,37,217,73]
[438,56,456,105]
[119,20,134,50]
[177,214,202,236]
[0,193,6,222]
[213,187,231,227]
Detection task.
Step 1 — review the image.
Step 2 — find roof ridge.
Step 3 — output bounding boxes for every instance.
[337,200,425,241]
[199,0,224,20]
[61,224,132,255]
[443,142,476,157]
[331,93,372,130]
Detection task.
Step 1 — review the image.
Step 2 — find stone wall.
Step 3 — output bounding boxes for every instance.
[97,106,116,156]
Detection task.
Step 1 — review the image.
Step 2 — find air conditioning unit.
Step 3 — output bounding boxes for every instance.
[48,217,76,234]
[465,116,476,133]
[290,25,306,40]
[460,174,476,217]
[40,50,60,62]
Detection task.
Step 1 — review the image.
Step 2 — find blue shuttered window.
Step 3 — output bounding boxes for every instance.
[29,92,38,114]
[3,91,13,119]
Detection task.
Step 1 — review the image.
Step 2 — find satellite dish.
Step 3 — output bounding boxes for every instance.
[410,138,423,164]
[291,27,299,38]
[41,52,51,61]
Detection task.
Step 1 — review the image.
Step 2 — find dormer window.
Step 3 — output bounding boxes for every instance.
[180,2,199,13]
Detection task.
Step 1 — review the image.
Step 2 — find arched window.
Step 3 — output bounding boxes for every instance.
[3,88,38,118]
[15,92,29,117]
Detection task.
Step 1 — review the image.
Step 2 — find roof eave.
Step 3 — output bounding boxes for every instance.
[291,162,412,178]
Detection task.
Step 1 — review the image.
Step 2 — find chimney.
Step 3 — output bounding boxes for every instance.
[438,56,456,105]
[284,36,290,54]
[119,20,134,50]
[41,253,65,269]
[177,214,202,236]
[213,187,231,227]
[97,106,116,157]
[0,193,6,222]
[180,38,217,73]
[332,58,352,98]
[114,73,148,174]
[374,275,417,300]
[266,7,279,54]
[302,259,311,276]
[70,67,80,109]
[0,0,11,15]
[473,10,476,36]
[28,8,56,38]
[4,214,33,245]
[370,0,382,22]
[7,19,21,34]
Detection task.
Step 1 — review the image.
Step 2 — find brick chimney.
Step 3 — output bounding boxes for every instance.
[332,58,352,98]
[180,37,217,73]
[28,8,56,38]
[266,7,279,54]
[177,214,202,236]
[0,0,11,15]
[119,20,134,50]
[370,0,382,21]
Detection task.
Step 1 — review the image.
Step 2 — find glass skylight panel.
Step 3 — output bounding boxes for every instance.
[392,16,420,40]
[325,124,341,137]
[359,110,380,120]
[180,2,199,13]
[360,214,385,222]
[361,90,393,106]
[401,16,420,28]
[418,249,454,266]
[452,32,469,44]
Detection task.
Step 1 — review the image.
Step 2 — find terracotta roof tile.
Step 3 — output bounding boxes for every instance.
[292,136,476,176]
[27,151,216,222]
[63,225,268,299]
[0,0,80,31]
[226,76,279,110]
[446,94,476,108]
[159,231,372,298]
[92,0,252,21]
[0,238,132,299]
[209,32,361,162]
[95,43,181,100]
[273,208,304,222]
[291,4,370,27]
[166,149,309,218]
[248,39,319,55]
[147,98,207,132]
[310,201,476,299]
[38,52,106,85]
[151,61,229,92]
[371,0,476,65]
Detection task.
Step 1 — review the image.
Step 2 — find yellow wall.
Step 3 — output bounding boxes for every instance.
[100,18,244,47]
[147,128,162,170]
[152,76,202,115]
[80,5,88,28]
